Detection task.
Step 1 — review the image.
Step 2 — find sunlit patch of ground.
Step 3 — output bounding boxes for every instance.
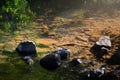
[0,1,120,80]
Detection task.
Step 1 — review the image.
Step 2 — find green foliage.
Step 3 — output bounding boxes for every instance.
[0,0,34,32]
[3,22,11,32]
[2,0,29,22]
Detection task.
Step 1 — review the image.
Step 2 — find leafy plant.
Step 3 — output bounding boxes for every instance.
[0,0,34,32]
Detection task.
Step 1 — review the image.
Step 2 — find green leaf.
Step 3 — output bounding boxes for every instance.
[14,0,19,6]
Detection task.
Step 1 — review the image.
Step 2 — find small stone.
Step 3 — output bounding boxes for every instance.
[71,58,82,65]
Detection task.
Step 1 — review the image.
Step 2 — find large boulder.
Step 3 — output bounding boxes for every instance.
[40,53,61,71]
[90,36,111,58]
[16,41,37,57]
[16,41,37,65]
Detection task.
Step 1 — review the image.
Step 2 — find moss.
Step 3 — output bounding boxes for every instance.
[37,43,50,48]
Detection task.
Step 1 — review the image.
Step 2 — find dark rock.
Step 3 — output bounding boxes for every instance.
[87,68,106,80]
[104,67,120,79]
[113,70,120,77]
[71,58,82,66]
[40,53,61,71]
[16,41,37,65]
[107,44,120,64]
[53,48,71,60]
[90,36,111,58]
[16,41,37,57]
[88,61,95,66]
[101,71,118,80]
[87,67,120,80]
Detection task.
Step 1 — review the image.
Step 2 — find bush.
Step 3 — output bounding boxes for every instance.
[0,0,34,32]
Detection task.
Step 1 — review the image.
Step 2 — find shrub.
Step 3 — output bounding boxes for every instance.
[0,0,34,32]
